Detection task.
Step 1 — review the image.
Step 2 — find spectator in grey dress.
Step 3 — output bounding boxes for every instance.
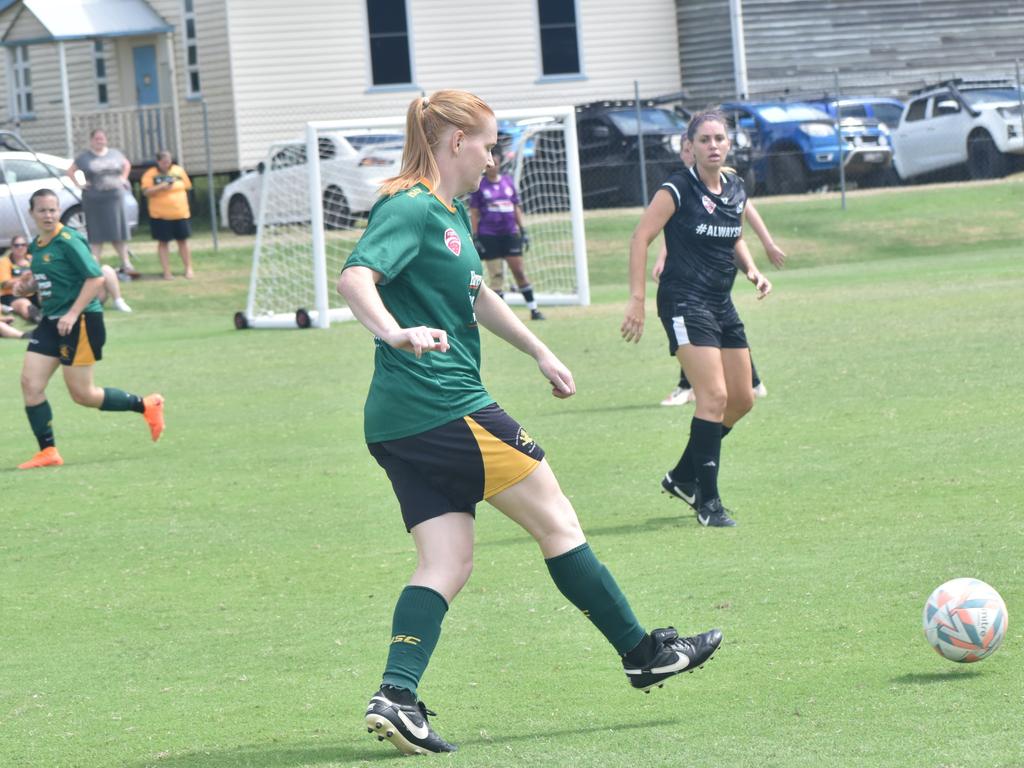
[67,129,138,277]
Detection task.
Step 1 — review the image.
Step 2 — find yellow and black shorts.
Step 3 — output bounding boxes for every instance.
[27,312,105,366]
[368,403,545,531]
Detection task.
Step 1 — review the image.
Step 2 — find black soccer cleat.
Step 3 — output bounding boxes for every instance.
[661,472,700,512]
[623,627,723,692]
[530,309,546,321]
[696,498,737,527]
[365,687,457,755]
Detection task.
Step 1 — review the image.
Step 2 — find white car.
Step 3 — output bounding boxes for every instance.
[220,130,404,235]
[893,80,1024,181]
[0,150,139,249]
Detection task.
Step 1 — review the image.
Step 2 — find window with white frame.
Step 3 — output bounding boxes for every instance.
[537,0,580,76]
[12,45,33,117]
[183,0,201,96]
[94,40,109,106]
[366,0,412,86]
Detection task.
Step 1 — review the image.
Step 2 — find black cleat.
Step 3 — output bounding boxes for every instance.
[530,309,546,321]
[365,687,457,755]
[696,498,737,527]
[661,472,700,512]
[623,627,723,692]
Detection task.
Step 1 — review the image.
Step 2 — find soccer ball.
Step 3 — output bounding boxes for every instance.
[923,578,1008,663]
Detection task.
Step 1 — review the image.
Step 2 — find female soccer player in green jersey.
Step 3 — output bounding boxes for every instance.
[338,90,723,756]
[12,189,164,469]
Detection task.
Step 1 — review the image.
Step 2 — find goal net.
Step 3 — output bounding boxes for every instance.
[236,106,588,329]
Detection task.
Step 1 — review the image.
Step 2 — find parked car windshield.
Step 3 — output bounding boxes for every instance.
[754,104,833,123]
[961,88,1024,108]
[606,109,685,136]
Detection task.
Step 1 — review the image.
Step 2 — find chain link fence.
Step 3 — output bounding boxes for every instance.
[108,60,1024,246]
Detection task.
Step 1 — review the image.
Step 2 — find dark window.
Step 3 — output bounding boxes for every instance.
[188,46,197,66]
[186,18,195,38]
[366,0,412,85]
[98,83,108,104]
[189,72,200,94]
[838,103,867,119]
[271,145,307,170]
[538,0,580,76]
[933,96,961,117]
[872,104,903,127]
[904,99,926,122]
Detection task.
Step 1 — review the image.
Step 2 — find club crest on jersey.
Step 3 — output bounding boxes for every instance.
[701,195,716,215]
[443,228,461,256]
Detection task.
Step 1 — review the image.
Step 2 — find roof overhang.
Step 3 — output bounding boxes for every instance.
[0,0,172,46]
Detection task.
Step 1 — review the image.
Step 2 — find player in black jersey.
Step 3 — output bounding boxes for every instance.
[622,110,772,527]
[652,138,785,406]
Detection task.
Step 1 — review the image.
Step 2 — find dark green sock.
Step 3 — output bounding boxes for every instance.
[100,388,144,413]
[26,401,55,450]
[545,543,646,655]
[380,586,448,696]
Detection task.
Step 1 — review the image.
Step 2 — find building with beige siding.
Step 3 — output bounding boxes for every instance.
[0,0,683,173]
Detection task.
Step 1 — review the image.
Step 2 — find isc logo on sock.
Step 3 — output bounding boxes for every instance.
[391,634,421,645]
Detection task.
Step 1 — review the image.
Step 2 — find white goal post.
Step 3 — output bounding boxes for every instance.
[236,105,589,329]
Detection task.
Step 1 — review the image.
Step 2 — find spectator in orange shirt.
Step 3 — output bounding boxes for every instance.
[141,150,194,279]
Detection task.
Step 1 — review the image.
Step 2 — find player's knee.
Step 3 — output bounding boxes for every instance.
[67,384,100,407]
[697,386,729,417]
[20,372,44,400]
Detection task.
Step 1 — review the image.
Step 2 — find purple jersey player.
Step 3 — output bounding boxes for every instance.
[469,147,545,320]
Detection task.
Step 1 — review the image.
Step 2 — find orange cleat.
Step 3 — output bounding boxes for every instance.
[142,394,165,442]
[18,446,64,469]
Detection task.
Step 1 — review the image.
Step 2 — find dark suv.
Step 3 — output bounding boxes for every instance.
[574,100,688,207]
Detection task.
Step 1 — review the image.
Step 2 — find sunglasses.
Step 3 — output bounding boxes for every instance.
[12,242,27,247]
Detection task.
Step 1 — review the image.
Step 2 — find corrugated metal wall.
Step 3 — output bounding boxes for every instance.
[676,0,1024,105]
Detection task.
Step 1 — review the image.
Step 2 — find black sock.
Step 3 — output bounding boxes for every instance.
[751,360,760,388]
[678,367,690,389]
[100,388,145,413]
[622,632,657,665]
[26,401,55,450]
[689,417,723,501]
[519,283,535,304]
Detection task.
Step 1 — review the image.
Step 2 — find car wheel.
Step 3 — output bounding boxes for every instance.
[323,186,352,230]
[228,195,256,235]
[61,204,87,234]
[767,150,807,195]
[967,132,1009,180]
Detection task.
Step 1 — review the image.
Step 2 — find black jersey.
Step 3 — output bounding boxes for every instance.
[659,166,747,299]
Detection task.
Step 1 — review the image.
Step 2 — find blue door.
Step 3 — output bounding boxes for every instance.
[133,45,159,104]
[132,45,162,156]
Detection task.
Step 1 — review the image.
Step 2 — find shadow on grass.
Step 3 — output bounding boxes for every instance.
[476,515,686,549]
[891,669,983,685]
[125,741,395,767]
[126,719,680,766]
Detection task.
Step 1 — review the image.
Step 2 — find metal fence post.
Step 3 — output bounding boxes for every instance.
[1016,60,1024,155]
[201,98,218,251]
[634,80,648,207]
[834,70,846,211]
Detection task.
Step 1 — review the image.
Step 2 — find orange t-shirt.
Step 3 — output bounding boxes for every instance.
[141,164,192,220]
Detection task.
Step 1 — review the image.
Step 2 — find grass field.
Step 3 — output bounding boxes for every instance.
[2,179,1023,768]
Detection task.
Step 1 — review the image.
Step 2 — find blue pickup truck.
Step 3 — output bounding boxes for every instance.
[720,101,894,194]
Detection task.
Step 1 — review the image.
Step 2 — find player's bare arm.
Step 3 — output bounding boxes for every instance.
[338,265,449,358]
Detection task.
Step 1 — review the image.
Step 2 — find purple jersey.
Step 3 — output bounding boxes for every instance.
[469,174,520,236]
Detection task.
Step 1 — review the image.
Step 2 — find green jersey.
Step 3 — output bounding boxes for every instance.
[29,224,103,317]
[344,182,493,442]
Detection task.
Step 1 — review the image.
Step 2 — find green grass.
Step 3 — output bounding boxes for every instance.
[2,180,1023,768]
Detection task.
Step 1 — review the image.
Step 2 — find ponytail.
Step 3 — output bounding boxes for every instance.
[379,89,494,198]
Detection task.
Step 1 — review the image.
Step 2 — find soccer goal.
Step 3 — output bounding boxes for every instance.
[235,106,588,329]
